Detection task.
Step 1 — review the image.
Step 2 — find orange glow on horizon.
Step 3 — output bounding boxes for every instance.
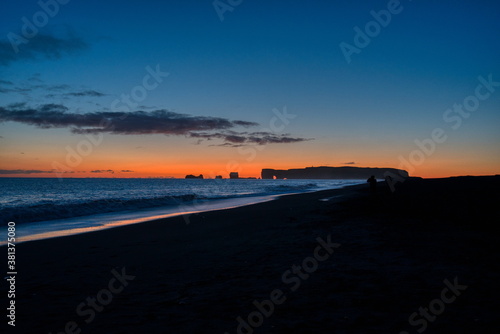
[2,138,499,179]
[2,162,498,179]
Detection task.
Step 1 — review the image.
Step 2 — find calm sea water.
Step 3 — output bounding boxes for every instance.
[0,178,363,243]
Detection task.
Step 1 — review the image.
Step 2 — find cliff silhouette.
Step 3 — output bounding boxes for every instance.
[185,174,204,179]
[261,166,408,179]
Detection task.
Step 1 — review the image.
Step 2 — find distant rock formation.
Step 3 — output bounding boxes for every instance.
[261,166,409,180]
[215,175,223,179]
[185,174,204,179]
[229,172,239,179]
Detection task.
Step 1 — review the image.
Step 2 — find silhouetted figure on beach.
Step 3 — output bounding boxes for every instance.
[367,175,377,194]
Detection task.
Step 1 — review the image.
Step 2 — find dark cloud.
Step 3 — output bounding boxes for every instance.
[5,102,27,109]
[121,170,134,173]
[343,162,356,165]
[137,105,156,110]
[0,32,88,66]
[190,131,311,146]
[190,131,246,144]
[0,86,31,94]
[46,84,71,91]
[64,90,106,97]
[0,103,312,146]
[232,120,260,127]
[0,169,65,174]
[29,73,43,83]
[0,82,71,95]
[45,89,107,99]
[246,133,309,145]
[0,78,106,102]
[0,104,254,134]
[0,168,75,174]
[91,169,114,174]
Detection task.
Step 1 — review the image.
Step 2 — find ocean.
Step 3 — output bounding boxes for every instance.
[0,178,363,244]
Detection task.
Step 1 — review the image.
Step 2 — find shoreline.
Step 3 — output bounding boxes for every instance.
[9,176,500,333]
[1,194,280,246]
[0,182,363,245]
[0,179,364,245]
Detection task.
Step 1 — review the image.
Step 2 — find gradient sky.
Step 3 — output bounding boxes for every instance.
[0,0,499,178]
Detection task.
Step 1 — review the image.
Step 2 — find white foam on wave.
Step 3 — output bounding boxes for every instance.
[0,195,278,245]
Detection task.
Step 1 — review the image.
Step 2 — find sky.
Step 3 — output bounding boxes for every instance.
[0,0,499,178]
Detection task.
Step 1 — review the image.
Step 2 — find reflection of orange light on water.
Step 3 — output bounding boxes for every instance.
[5,195,277,245]
[11,213,187,245]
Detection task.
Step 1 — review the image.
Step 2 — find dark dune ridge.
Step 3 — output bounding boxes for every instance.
[6,175,500,333]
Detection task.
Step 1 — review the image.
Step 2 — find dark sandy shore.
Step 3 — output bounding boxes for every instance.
[4,176,500,333]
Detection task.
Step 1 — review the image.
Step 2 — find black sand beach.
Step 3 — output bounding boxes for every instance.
[5,176,500,333]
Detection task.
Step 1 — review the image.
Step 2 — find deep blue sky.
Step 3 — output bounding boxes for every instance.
[0,0,499,177]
